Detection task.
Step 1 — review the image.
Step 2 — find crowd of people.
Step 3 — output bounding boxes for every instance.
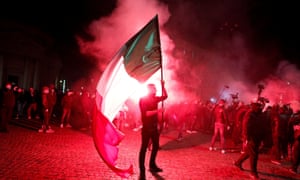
[1,81,300,179]
[0,82,94,133]
[109,86,300,179]
[145,96,300,179]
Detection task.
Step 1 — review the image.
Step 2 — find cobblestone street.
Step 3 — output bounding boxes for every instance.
[0,124,299,180]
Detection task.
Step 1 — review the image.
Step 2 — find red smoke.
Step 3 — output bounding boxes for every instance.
[77,0,300,111]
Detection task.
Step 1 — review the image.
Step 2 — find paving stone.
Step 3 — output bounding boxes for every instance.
[0,125,299,179]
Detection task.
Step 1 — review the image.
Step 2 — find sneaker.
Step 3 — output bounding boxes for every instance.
[38,125,45,133]
[60,124,64,128]
[66,124,72,128]
[233,161,243,170]
[271,160,281,165]
[46,128,54,133]
[288,168,297,174]
[133,126,142,132]
[149,166,163,173]
[209,147,217,151]
[221,149,226,154]
[176,137,183,142]
[28,116,31,120]
[186,130,192,134]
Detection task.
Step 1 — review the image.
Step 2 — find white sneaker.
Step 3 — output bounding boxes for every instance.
[60,124,64,128]
[177,136,184,141]
[289,168,297,174]
[133,126,142,132]
[271,160,281,165]
[221,149,226,154]
[38,125,45,133]
[209,147,217,151]
[46,128,54,133]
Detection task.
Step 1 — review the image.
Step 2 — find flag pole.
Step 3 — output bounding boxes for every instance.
[155,14,165,133]
[155,14,164,82]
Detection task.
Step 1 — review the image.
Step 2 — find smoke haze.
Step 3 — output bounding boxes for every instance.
[77,0,300,110]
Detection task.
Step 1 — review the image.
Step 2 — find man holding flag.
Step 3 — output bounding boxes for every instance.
[93,15,165,178]
[139,81,168,180]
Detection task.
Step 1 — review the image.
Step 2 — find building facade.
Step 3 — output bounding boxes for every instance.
[0,20,62,90]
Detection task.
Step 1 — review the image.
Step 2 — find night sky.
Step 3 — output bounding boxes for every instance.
[1,1,299,60]
[1,0,300,101]
[0,0,118,82]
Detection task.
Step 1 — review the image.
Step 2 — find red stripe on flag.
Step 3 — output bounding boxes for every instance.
[92,96,133,178]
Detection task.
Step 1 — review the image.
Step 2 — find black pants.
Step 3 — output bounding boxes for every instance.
[0,106,14,130]
[236,139,260,175]
[291,139,300,171]
[139,128,160,173]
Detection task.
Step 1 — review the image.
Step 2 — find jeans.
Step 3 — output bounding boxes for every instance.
[210,122,225,149]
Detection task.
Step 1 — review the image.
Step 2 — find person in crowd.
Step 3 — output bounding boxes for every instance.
[80,91,93,129]
[48,84,57,122]
[270,104,282,165]
[38,86,54,133]
[138,81,168,180]
[231,102,249,147]
[186,100,199,134]
[113,104,128,131]
[278,105,292,160]
[287,110,300,174]
[209,99,229,154]
[200,101,214,133]
[71,90,89,130]
[234,99,268,179]
[175,102,187,141]
[226,99,240,138]
[15,87,26,119]
[271,104,291,165]
[26,87,39,119]
[60,90,73,128]
[261,105,273,154]
[0,82,16,132]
